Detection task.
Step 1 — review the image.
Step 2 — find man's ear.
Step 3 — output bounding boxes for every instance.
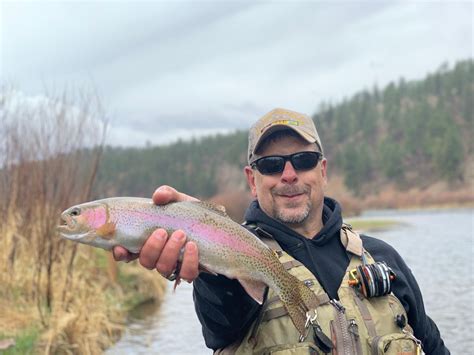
[320,158,328,185]
[244,166,258,198]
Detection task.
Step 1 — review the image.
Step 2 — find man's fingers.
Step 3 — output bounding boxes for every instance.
[179,241,199,282]
[152,185,199,205]
[113,246,128,261]
[139,229,168,269]
[155,230,187,277]
[113,246,138,262]
[115,218,198,283]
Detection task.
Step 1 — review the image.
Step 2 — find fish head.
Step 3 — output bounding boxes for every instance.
[57,201,116,250]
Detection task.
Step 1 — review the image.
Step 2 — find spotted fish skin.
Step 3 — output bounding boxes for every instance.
[58,197,321,336]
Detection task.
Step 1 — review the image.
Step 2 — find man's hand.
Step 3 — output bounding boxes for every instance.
[112,185,200,282]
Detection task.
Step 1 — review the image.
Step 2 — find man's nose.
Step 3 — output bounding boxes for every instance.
[280,161,298,183]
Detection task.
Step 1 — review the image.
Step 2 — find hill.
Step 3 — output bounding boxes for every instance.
[314,59,473,194]
[93,59,474,217]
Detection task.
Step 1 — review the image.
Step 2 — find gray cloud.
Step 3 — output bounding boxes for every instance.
[1,1,472,147]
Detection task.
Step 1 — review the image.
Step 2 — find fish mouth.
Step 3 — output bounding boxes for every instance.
[57,213,82,239]
[57,224,73,235]
[57,226,90,241]
[58,213,73,228]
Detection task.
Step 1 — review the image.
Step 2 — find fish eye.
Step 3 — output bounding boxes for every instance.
[70,207,81,216]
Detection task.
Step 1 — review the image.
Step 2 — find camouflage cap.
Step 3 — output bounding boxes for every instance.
[248,108,323,164]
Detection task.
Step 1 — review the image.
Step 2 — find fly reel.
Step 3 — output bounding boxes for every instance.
[348,261,396,298]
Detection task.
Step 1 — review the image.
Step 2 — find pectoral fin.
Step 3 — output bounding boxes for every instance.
[96,222,116,239]
[238,278,267,305]
[198,264,218,276]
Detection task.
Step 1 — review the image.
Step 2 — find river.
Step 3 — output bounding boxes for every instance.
[107,208,473,354]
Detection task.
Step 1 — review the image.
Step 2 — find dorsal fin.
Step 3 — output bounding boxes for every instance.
[192,201,228,217]
[238,278,267,304]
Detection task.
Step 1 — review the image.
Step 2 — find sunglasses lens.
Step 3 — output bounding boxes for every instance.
[256,156,285,174]
[292,152,321,170]
[253,152,322,175]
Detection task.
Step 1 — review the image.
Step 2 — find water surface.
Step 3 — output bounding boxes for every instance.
[108,208,473,354]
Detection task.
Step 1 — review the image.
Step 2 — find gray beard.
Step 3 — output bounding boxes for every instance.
[271,185,312,224]
[273,199,312,224]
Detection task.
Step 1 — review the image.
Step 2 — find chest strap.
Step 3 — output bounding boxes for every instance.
[262,294,331,322]
[282,259,303,269]
[340,223,363,256]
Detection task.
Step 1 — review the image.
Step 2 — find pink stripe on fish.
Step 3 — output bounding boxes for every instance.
[82,207,107,229]
[112,209,262,258]
[189,222,261,257]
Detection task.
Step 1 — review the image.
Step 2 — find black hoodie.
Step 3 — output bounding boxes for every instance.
[193,198,449,354]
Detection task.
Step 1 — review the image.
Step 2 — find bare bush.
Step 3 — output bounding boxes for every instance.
[0,87,107,327]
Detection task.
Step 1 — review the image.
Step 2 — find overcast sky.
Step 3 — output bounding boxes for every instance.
[1,1,472,147]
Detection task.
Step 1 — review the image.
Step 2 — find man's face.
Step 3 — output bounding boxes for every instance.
[245,134,327,228]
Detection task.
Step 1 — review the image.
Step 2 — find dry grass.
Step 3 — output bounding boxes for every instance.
[0,88,167,354]
[360,181,474,210]
[0,210,167,354]
[344,219,400,234]
[326,175,473,215]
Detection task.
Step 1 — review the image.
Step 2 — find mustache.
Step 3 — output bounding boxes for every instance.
[272,185,310,196]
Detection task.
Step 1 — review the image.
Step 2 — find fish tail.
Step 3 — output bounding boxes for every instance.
[279,275,321,337]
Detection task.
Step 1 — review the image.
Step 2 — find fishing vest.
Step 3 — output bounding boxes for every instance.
[215,224,422,355]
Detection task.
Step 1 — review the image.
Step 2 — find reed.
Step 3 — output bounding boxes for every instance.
[0,88,166,354]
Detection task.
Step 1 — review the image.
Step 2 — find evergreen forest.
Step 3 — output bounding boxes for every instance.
[93,59,473,199]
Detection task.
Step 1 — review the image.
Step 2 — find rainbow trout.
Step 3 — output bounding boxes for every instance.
[58,197,320,337]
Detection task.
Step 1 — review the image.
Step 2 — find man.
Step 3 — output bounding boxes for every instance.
[114,108,449,354]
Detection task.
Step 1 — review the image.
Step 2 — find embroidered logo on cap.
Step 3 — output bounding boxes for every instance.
[261,119,300,133]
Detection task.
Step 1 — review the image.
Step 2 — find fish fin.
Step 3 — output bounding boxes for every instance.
[193,201,228,217]
[279,276,322,337]
[198,264,218,276]
[238,278,267,305]
[173,277,181,291]
[96,222,116,239]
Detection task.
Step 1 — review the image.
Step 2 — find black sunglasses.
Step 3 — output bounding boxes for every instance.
[251,151,323,175]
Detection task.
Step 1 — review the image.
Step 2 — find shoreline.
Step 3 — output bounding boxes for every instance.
[346,204,473,233]
[357,202,474,216]
[0,246,166,355]
[327,178,474,218]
